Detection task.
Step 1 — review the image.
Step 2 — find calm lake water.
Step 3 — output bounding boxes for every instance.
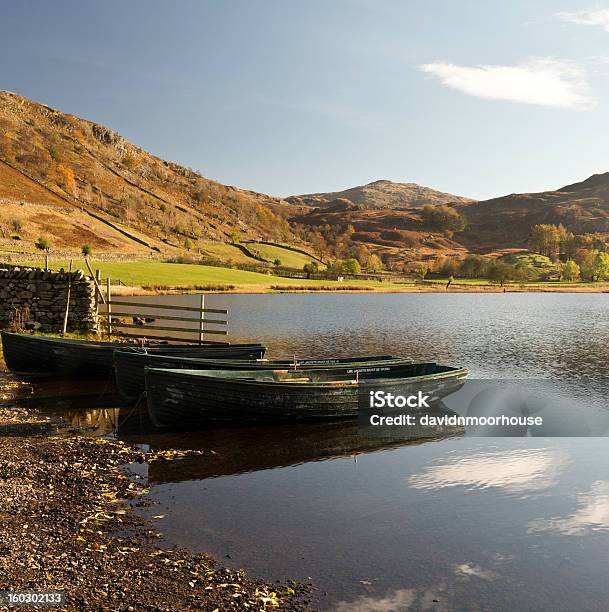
[17,293,609,610]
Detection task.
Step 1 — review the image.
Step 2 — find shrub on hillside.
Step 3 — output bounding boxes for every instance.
[35,236,51,252]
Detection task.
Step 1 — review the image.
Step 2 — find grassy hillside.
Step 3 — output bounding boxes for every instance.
[0,90,302,257]
[243,243,325,269]
[199,242,259,265]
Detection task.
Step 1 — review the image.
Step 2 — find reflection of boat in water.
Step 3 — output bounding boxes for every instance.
[0,371,125,435]
[146,363,468,429]
[0,376,125,410]
[128,403,465,484]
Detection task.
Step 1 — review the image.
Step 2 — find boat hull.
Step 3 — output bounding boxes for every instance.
[1,332,265,379]
[114,351,409,400]
[145,365,468,429]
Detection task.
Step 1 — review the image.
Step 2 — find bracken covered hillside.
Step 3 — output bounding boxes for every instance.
[0,91,297,255]
[457,173,609,252]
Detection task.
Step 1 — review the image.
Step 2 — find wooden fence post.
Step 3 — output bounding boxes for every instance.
[198,294,205,345]
[62,259,73,336]
[45,254,49,271]
[106,277,112,336]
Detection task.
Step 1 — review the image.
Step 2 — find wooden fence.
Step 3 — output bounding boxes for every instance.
[97,278,228,344]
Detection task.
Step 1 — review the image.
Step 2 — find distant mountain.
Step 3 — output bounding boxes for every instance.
[287,179,475,210]
[458,173,609,252]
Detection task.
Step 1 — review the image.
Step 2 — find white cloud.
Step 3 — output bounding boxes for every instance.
[558,9,609,32]
[419,58,596,111]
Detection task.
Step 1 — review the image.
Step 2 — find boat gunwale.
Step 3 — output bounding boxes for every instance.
[144,366,470,390]
[3,331,264,352]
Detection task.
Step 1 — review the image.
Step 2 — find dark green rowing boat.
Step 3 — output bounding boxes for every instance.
[145,363,468,429]
[1,332,265,379]
[114,350,412,400]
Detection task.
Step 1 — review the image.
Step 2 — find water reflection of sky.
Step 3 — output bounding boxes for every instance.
[408,448,570,495]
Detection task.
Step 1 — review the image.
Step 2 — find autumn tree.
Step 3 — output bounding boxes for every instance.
[575,248,597,281]
[528,224,561,260]
[343,258,361,275]
[367,254,383,273]
[560,260,580,281]
[593,252,609,281]
[434,256,460,277]
[354,244,371,267]
[50,163,75,195]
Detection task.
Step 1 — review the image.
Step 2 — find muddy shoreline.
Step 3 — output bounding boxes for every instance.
[0,399,310,611]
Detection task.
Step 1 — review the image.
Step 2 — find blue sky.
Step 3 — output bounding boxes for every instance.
[2,1,609,200]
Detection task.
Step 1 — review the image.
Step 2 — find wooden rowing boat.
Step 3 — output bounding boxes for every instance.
[114,351,412,400]
[145,363,468,429]
[1,332,265,379]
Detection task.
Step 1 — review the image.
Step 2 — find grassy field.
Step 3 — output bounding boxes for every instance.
[4,255,609,292]
[245,243,324,269]
[13,258,390,291]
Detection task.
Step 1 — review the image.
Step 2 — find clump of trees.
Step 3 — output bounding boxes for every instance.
[81,244,92,256]
[428,255,535,286]
[528,223,605,262]
[575,250,609,281]
[303,261,319,278]
[528,223,609,281]
[325,258,362,276]
[420,205,466,235]
[426,249,609,285]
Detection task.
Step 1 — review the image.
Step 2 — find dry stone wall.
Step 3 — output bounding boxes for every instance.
[0,264,98,333]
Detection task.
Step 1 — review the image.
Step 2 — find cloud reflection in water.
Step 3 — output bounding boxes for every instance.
[528,480,609,536]
[408,448,569,495]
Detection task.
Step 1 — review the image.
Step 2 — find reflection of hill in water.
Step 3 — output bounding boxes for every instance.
[129,405,464,484]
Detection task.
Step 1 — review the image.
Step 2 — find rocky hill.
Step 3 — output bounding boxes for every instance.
[0,91,297,255]
[457,173,609,252]
[287,179,475,209]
